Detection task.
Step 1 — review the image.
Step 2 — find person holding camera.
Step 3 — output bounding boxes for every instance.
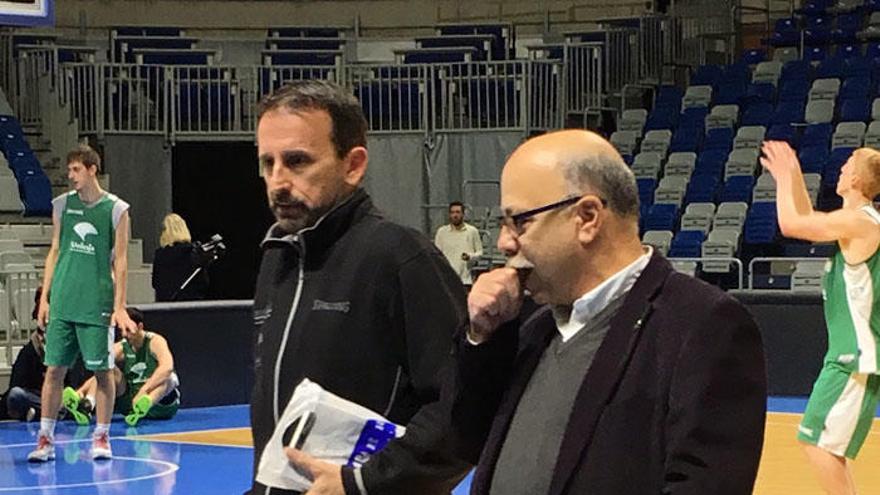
[28,144,138,463]
[152,213,209,302]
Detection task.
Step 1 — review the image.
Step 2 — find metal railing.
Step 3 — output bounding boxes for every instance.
[346,63,430,134]
[563,42,604,116]
[0,31,13,102]
[0,267,41,368]
[14,45,59,127]
[433,60,529,132]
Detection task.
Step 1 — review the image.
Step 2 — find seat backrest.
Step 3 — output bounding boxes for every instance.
[812,78,841,92]
[622,109,648,121]
[805,100,835,123]
[727,148,759,165]
[633,151,663,166]
[685,202,716,217]
[717,201,749,218]
[667,152,697,167]
[736,125,767,140]
[755,173,775,189]
[658,175,689,191]
[754,60,783,76]
[0,239,24,253]
[643,129,673,142]
[0,251,31,268]
[868,120,880,136]
[835,121,867,136]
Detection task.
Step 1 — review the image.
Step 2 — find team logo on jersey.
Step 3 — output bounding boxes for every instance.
[130,362,148,383]
[70,222,98,255]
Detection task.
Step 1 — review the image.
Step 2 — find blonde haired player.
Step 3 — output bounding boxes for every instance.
[762,142,880,495]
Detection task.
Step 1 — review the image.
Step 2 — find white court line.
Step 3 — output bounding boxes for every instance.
[127,436,253,449]
[0,456,178,492]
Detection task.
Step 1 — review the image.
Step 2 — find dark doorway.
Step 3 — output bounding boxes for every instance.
[171,142,273,299]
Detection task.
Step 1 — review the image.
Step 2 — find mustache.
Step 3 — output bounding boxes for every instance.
[270,191,308,210]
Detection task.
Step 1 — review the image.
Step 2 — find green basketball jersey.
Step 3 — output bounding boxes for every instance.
[823,205,880,374]
[122,332,158,391]
[51,191,129,326]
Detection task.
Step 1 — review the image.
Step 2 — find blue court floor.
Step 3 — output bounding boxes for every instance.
[0,398,869,494]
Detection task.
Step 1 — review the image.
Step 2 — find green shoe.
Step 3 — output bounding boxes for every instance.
[125,396,152,426]
[62,387,89,426]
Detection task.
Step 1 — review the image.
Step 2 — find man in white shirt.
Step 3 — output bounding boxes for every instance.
[434,201,484,286]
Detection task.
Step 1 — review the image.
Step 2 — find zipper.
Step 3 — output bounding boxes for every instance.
[382,366,403,417]
[272,235,306,423]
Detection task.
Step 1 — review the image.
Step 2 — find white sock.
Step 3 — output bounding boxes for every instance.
[39,418,56,438]
[94,423,110,437]
[85,394,96,409]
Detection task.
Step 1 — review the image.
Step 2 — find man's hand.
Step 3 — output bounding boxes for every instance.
[37,299,49,329]
[112,308,137,336]
[760,140,799,179]
[467,267,523,344]
[285,448,345,495]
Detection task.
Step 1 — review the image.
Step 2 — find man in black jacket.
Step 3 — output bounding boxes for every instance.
[249,80,470,495]
[455,130,767,494]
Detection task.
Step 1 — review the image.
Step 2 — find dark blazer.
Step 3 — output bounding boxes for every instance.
[452,253,767,495]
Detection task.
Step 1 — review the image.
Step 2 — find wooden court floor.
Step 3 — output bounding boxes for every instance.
[149,412,880,494]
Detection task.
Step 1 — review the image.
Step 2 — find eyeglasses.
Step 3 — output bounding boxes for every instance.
[497,195,607,238]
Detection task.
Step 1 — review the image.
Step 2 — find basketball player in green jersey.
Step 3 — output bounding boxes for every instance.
[28,144,138,463]
[762,141,880,495]
[63,307,179,427]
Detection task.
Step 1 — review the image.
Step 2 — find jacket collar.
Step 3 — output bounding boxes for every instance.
[260,188,373,252]
[547,252,673,495]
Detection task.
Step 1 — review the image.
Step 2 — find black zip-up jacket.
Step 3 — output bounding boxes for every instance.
[249,189,471,495]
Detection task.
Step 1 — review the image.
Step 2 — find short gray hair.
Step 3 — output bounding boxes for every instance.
[559,151,639,219]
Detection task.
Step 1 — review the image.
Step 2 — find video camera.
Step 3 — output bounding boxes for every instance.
[192,234,226,268]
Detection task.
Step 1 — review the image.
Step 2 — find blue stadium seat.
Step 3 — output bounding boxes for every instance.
[741,49,766,65]
[780,60,813,82]
[644,204,679,231]
[745,82,776,103]
[691,65,724,87]
[695,150,728,177]
[19,172,52,217]
[668,230,705,258]
[669,125,702,153]
[685,174,720,203]
[723,63,752,83]
[804,28,833,47]
[704,127,735,152]
[720,175,756,203]
[868,0,880,12]
[772,100,805,125]
[797,0,833,15]
[803,123,833,144]
[645,106,679,131]
[866,42,880,59]
[770,18,801,47]
[741,102,774,126]
[714,81,747,105]
[839,76,871,99]
[637,178,657,207]
[805,14,832,30]
[816,56,846,78]
[835,43,863,60]
[655,86,684,107]
[803,46,828,62]
[680,107,709,128]
[778,79,811,102]
[824,147,855,185]
[798,144,830,174]
[833,14,864,44]
[744,202,778,245]
[838,97,871,121]
[843,56,872,78]
[766,123,799,146]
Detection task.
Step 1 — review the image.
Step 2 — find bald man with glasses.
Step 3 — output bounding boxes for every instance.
[450,130,767,495]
